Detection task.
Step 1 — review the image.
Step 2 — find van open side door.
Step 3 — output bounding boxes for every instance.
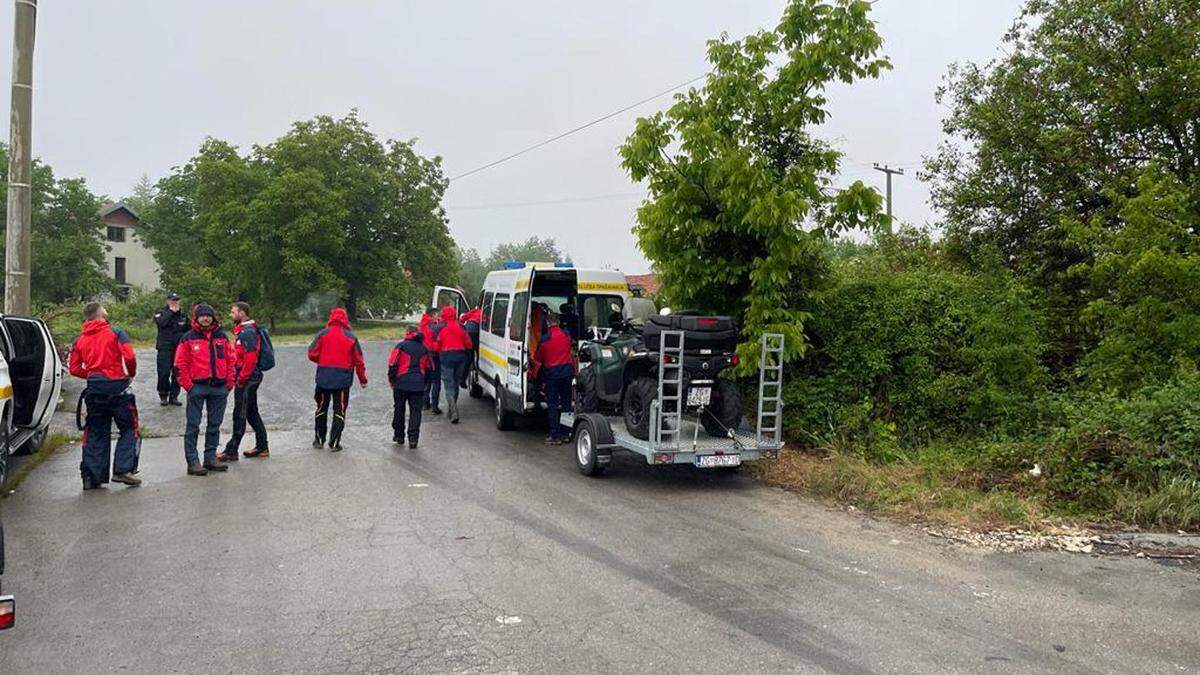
[2,317,62,432]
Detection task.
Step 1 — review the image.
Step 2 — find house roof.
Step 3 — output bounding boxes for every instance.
[98,201,140,220]
[624,273,660,296]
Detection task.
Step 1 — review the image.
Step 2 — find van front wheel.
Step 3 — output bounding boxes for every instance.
[494,379,516,431]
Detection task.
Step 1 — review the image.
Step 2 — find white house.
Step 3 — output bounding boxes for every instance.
[99,202,161,291]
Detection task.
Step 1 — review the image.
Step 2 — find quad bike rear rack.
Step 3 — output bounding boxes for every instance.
[564,332,785,476]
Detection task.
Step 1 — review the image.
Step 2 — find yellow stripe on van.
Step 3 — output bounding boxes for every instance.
[479,345,507,368]
[577,281,630,292]
[515,278,530,290]
[0,385,12,400]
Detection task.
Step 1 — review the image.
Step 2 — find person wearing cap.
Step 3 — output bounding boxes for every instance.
[153,291,188,406]
[174,303,235,476]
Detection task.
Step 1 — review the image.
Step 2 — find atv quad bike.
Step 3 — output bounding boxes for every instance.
[576,308,744,440]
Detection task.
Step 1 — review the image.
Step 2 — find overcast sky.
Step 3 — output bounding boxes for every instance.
[0,0,1023,274]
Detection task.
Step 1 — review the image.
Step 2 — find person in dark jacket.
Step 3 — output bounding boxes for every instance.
[459,306,482,388]
[68,302,142,489]
[436,305,474,424]
[307,308,368,451]
[153,291,188,406]
[419,307,442,414]
[174,303,235,476]
[535,313,575,444]
[219,301,269,461]
[387,327,433,448]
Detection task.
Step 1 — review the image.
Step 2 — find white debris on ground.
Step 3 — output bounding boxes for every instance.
[923,526,1099,553]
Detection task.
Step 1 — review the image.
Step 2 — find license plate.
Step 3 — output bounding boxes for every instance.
[687,386,712,406]
[694,454,740,468]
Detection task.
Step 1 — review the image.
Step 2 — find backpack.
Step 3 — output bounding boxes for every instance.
[257,326,276,372]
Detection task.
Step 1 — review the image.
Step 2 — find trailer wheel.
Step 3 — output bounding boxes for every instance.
[700,380,743,438]
[623,376,657,441]
[573,417,606,477]
[494,378,516,430]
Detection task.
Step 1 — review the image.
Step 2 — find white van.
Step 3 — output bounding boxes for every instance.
[433,262,630,429]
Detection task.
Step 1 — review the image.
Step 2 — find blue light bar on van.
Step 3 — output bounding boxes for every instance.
[502,260,525,269]
[554,261,574,268]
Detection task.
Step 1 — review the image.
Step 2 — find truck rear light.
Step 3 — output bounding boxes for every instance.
[730,354,740,366]
[0,595,14,630]
[653,453,674,464]
[698,318,719,325]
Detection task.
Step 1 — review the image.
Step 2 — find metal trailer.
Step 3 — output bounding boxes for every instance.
[565,331,785,476]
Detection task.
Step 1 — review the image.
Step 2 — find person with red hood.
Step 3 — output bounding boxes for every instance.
[68,302,142,489]
[458,306,483,388]
[174,303,236,476]
[307,307,368,451]
[418,307,443,414]
[387,326,433,448]
[436,305,473,423]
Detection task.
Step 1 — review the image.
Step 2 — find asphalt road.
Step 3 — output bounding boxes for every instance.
[2,342,1197,673]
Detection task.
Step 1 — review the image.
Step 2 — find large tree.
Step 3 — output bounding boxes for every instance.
[923,0,1200,380]
[619,0,890,368]
[142,113,457,319]
[0,145,110,305]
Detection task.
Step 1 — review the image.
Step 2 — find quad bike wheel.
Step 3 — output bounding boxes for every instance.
[574,365,600,413]
[622,376,657,440]
[700,379,743,438]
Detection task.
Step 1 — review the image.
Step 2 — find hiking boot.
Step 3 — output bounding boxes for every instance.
[392,435,403,445]
[244,448,269,458]
[430,406,443,415]
[312,438,324,449]
[168,398,182,407]
[112,472,142,486]
[82,478,103,490]
[408,440,418,450]
[330,443,343,453]
[423,402,431,411]
[203,460,229,472]
[187,463,208,476]
[216,451,239,463]
[160,395,169,406]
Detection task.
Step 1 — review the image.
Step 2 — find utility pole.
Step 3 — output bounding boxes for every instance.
[5,0,36,315]
[873,163,904,235]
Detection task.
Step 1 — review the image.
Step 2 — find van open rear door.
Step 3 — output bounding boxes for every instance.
[431,286,469,316]
[2,317,62,432]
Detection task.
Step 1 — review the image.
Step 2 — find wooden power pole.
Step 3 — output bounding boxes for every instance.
[4,0,36,315]
[873,163,904,235]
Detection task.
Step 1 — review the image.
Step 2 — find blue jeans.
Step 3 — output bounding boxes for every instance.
[425,354,441,407]
[440,352,468,404]
[81,382,139,483]
[184,382,228,466]
[544,374,573,439]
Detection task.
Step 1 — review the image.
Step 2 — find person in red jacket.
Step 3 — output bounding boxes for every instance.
[436,305,473,423]
[219,301,269,462]
[536,312,576,444]
[418,307,442,413]
[387,327,433,448]
[67,302,142,489]
[307,307,367,451]
[174,303,235,476]
[458,306,483,388]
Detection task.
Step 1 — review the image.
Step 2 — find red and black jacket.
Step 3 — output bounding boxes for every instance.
[68,319,137,392]
[174,304,235,391]
[387,330,433,392]
[232,320,262,387]
[534,326,575,380]
[307,308,367,389]
[435,305,473,355]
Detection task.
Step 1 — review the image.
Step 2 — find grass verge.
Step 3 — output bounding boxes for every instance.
[3,432,71,497]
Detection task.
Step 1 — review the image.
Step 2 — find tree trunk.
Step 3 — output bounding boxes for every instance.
[346,288,358,322]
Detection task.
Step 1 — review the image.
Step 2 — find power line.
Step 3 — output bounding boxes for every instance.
[448,74,706,183]
[445,192,645,211]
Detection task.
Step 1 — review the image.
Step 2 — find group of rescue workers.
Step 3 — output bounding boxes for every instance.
[64,289,576,490]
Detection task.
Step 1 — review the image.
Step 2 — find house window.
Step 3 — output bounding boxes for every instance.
[114,257,127,285]
[106,226,126,242]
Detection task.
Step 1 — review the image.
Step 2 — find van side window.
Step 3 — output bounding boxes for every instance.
[490,295,510,336]
[509,292,528,342]
[481,292,494,329]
